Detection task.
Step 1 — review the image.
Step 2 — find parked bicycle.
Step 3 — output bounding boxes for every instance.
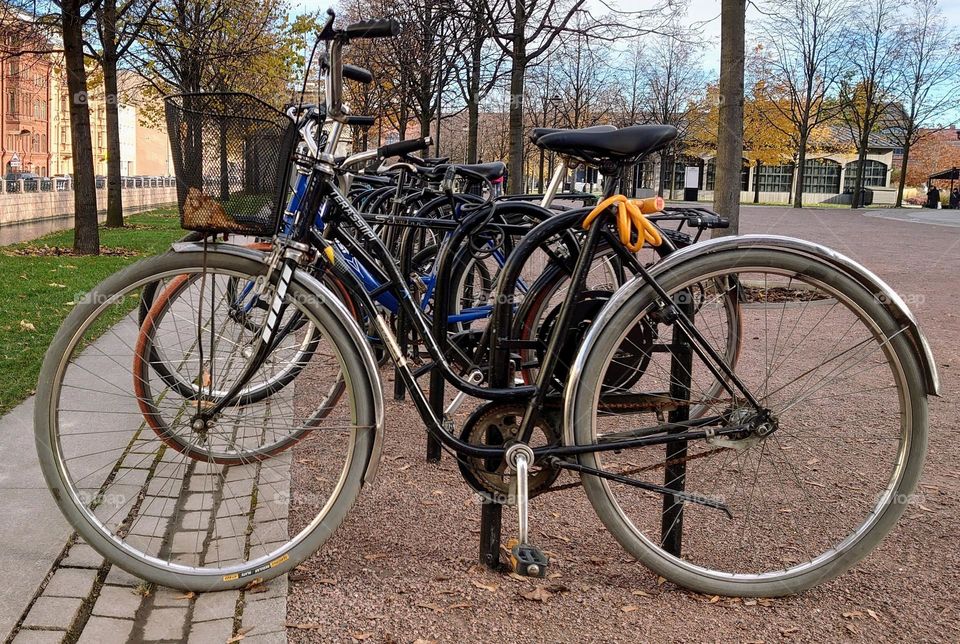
[34,10,936,598]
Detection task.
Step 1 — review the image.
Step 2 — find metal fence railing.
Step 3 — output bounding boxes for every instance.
[1,176,176,195]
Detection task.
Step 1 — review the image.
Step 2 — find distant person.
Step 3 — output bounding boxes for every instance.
[491,174,504,197]
[950,188,959,209]
[927,185,941,208]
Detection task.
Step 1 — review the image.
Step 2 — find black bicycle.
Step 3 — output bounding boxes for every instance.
[35,11,936,597]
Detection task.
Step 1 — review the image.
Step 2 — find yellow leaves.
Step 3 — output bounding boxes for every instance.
[19,320,36,332]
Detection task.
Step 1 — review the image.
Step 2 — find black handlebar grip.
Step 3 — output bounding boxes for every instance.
[345,115,376,127]
[343,64,373,84]
[344,18,400,39]
[378,137,432,158]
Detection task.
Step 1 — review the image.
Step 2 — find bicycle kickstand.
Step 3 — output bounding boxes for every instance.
[505,444,549,578]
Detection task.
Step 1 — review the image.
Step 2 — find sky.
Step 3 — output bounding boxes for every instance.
[288,0,960,122]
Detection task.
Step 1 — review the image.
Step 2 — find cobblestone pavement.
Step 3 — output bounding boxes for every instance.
[5,311,293,643]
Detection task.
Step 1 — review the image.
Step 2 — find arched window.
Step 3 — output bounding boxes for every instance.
[757,163,795,193]
[844,160,887,188]
[803,158,841,193]
[705,158,750,191]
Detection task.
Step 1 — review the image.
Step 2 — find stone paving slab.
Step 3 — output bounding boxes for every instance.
[2,317,290,642]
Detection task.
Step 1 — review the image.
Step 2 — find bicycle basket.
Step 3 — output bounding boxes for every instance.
[165,93,297,236]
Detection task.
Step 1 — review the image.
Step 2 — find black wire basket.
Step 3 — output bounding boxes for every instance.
[165,93,297,236]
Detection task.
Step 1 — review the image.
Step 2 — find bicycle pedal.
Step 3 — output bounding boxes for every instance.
[506,538,549,578]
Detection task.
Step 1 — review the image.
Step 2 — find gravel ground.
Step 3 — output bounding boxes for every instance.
[284,206,959,643]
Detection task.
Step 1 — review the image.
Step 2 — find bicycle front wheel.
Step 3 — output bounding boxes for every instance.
[568,246,927,596]
[34,249,379,591]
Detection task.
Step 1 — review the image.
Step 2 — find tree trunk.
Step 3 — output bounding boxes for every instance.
[506,5,527,194]
[713,0,745,235]
[102,0,123,227]
[62,0,100,254]
[466,4,482,164]
[896,142,911,208]
[792,134,808,209]
[506,60,526,193]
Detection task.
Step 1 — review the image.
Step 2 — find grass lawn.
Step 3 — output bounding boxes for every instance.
[0,208,184,414]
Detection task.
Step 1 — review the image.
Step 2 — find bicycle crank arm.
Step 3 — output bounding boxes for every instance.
[547,457,732,518]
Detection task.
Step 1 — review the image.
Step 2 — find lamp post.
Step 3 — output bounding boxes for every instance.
[547,94,561,186]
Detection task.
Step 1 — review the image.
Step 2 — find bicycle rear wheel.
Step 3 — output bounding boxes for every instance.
[34,250,379,591]
[567,246,927,596]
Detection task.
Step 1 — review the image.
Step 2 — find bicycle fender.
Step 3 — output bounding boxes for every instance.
[563,234,939,449]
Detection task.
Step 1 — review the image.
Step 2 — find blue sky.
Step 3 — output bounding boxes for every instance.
[290,0,960,122]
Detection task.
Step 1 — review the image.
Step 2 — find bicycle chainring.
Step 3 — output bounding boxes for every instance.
[458,403,561,500]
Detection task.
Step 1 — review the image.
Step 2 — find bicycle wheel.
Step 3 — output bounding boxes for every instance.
[35,250,380,591]
[567,246,927,596]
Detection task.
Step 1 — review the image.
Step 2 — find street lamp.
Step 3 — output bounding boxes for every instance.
[547,95,561,183]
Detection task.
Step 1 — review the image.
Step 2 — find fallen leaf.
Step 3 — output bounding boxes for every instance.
[866,609,881,622]
[48,282,66,288]
[846,624,859,635]
[471,580,498,592]
[226,626,254,643]
[446,602,473,610]
[363,553,388,561]
[507,572,527,582]
[175,591,195,600]
[412,640,438,644]
[285,622,322,631]
[631,590,651,598]
[416,601,444,612]
[779,626,799,634]
[708,595,720,604]
[621,604,640,612]
[520,586,553,602]
[656,576,667,586]
[398,464,412,471]
[352,632,374,641]
[19,320,36,332]
[842,610,864,619]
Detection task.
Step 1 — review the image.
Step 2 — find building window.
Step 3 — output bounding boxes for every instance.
[7,90,16,114]
[803,158,841,193]
[705,158,750,191]
[757,163,794,192]
[844,160,888,188]
[8,59,18,76]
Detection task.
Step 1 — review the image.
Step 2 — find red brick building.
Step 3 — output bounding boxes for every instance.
[1,27,52,177]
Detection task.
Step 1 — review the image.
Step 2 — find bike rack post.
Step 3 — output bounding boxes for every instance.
[661,288,694,556]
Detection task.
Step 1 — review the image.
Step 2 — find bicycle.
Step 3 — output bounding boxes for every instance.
[35,10,938,597]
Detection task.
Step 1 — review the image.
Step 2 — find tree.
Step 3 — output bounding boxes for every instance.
[637,29,709,198]
[713,0,745,234]
[60,0,101,253]
[485,0,588,192]
[88,0,157,227]
[838,0,901,208]
[754,0,849,207]
[883,0,960,206]
[452,0,505,163]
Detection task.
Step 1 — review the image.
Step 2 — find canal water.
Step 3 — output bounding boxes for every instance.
[1,213,122,246]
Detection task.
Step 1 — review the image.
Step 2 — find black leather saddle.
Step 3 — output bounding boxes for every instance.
[427,161,506,181]
[529,125,616,144]
[536,125,677,166]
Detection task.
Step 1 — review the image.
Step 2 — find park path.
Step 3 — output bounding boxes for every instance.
[2,316,290,644]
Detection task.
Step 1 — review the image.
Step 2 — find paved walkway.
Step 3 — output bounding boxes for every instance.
[2,317,289,644]
[863,206,960,228]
